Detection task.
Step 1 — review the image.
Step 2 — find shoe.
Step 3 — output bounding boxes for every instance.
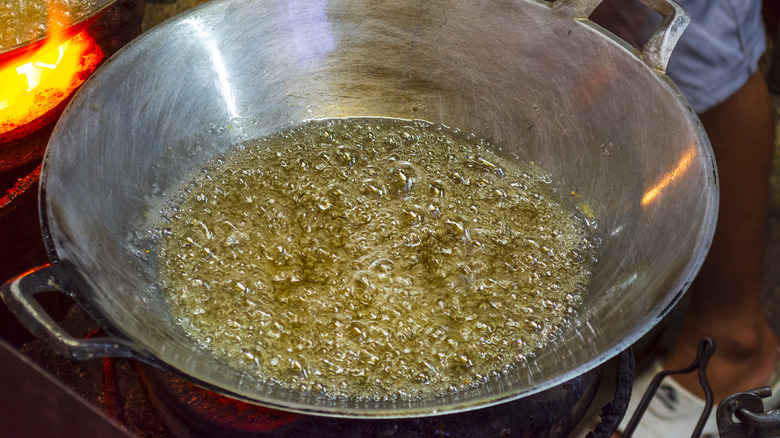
[616,358,780,437]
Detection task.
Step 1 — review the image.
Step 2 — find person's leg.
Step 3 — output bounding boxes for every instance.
[661,69,778,403]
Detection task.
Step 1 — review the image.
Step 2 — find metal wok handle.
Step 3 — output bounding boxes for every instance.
[557,0,690,72]
[1,263,141,361]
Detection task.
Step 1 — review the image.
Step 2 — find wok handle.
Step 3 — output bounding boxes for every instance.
[558,0,690,72]
[1,264,140,361]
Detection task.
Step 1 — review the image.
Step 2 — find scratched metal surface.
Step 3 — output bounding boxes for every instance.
[35,0,715,417]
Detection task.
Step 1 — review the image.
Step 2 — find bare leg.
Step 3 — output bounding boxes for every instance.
[661,70,778,403]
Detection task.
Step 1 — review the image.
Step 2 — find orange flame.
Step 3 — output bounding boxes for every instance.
[0,20,103,139]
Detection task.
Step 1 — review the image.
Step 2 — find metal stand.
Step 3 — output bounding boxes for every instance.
[622,338,716,438]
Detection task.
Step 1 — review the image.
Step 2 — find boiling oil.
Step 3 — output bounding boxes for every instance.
[154,118,597,401]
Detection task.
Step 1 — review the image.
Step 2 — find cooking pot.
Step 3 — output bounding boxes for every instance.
[1,0,717,418]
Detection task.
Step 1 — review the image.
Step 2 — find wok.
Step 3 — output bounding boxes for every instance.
[1,0,717,418]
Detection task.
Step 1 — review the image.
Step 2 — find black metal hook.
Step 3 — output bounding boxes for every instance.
[717,386,780,437]
[622,338,717,438]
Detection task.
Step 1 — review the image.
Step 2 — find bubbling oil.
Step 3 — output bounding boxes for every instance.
[155,118,596,401]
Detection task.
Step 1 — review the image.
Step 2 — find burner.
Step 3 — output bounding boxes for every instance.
[132,360,606,438]
[134,361,298,437]
[0,29,103,144]
[0,0,146,213]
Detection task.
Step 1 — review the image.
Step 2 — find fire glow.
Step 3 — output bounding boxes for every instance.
[0,29,103,138]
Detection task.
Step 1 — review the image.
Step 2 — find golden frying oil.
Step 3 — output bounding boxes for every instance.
[155,118,596,401]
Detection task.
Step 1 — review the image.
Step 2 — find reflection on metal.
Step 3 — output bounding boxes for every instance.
[641,148,695,206]
[186,18,239,118]
[283,0,334,63]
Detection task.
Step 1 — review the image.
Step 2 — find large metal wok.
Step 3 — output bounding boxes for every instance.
[1,0,717,418]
